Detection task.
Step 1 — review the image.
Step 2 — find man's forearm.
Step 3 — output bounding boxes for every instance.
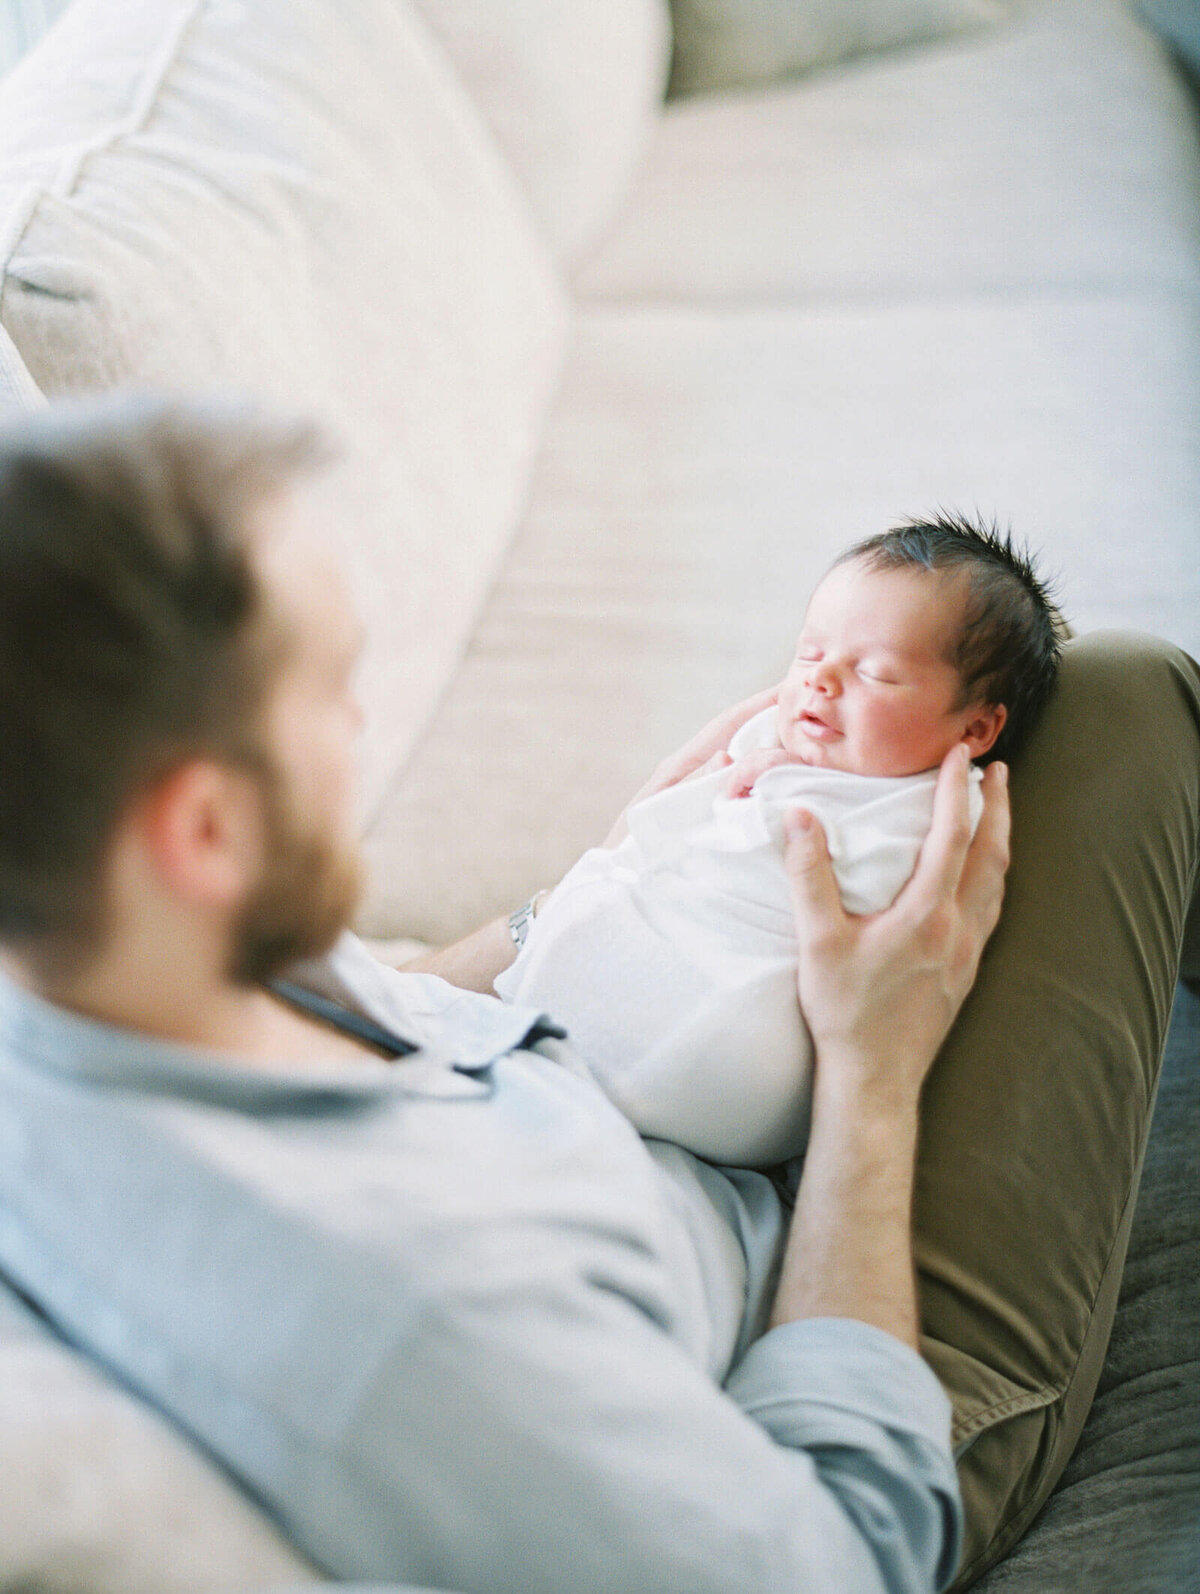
[398,914,516,994]
[770,1065,922,1350]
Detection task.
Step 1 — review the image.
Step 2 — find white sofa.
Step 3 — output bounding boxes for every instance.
[0,1,1197,1588]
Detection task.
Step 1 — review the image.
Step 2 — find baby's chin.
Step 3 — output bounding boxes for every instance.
[778,730,864,775]
[778,728,926,779]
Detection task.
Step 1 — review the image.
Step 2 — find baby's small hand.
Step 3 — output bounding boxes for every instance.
[725,749,807,799]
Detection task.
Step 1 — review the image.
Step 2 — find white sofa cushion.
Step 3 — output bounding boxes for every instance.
[410,0,671,271]
[666,0,1003,97]
[0,0,569,817]
[361,290,1200,941]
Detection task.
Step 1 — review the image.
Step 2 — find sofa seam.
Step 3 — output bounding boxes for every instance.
[0,181,44,288]
[47,0,206,201]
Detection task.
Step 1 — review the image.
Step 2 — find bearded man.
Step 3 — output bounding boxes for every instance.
[0,393,1194,1594]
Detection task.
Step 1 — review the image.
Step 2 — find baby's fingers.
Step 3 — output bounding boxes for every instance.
[725,748,798,799]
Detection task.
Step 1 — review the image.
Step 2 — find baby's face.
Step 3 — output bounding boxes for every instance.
[776,559,988,777]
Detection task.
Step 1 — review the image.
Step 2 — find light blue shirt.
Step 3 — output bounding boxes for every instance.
[0,933,961,1593]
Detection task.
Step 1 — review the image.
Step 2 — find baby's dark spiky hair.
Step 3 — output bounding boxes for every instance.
[834,510,1069,763]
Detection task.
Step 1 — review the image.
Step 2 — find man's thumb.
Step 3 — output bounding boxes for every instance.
[783,809,842,924]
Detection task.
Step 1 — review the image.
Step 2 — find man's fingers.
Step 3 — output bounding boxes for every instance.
[783,809,846,941]
[663,686,780,782]
[959,760,1011,933]
[908,744,974,906]
[643,685,781,799]
[698,750,733,780]
[714,684,781,747]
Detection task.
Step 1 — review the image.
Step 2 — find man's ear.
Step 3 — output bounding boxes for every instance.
[962,703,1007,759]
[135,760,264,910]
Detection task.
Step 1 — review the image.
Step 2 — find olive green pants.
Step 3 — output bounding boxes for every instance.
[913,632,1200,1587]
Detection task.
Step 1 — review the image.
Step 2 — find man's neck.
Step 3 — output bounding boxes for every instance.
[3,938,277,1054]
[1,937,387,1072]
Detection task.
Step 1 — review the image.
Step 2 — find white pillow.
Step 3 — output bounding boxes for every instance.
[0,0,569,819]
[667,0,1006,96]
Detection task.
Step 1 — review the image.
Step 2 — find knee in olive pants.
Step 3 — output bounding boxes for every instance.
[912,632,1200,1589]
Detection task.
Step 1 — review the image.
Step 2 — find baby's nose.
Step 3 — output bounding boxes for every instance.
[808,660,839,695]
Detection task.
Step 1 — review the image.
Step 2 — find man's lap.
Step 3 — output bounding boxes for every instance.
[911,631,1200,1587]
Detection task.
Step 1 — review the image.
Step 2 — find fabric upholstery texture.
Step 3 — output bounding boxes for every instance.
[580,0,1200,304]
[666,0,1003,97]
[408,0,671,269]
[0,0,568,818]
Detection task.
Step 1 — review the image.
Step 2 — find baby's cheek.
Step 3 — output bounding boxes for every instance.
[776,713,803,758]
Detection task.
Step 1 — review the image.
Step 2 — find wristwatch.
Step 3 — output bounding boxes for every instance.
[508,889,547,950]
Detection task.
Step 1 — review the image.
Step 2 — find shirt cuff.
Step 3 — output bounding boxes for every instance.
[726,1315,955,1460]
[729,1317,963,1591]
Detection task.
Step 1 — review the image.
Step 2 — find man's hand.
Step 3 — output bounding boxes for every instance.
[768,746,1010,1348]
[603,686,779,847]
[785,745,1010,1114]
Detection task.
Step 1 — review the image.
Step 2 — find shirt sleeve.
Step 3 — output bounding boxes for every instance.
[727,1317,964,1592]
[277,1217,963,1594]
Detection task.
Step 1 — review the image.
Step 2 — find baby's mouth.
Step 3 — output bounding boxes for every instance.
[798,709,842,740]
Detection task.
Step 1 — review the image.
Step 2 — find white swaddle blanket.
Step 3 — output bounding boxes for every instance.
[495,707,984,1167]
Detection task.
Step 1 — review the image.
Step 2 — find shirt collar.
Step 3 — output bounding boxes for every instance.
[0,964,405,1107]
[0,932,552,1108]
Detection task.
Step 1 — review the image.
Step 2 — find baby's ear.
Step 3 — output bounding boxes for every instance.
[963,703,1007,758]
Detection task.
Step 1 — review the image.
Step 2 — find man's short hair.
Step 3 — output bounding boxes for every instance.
[835,510,1068,764]
[0,391,331,973]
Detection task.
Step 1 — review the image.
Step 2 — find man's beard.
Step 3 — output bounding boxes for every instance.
[227,765,363,987]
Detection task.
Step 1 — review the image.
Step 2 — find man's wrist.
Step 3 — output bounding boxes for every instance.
[808,1082,921,1191]
[773,1076,922,1346]
[810,1044,925,1136]
[507,888,549,950]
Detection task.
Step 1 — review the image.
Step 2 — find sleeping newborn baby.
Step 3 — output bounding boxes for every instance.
[496,516,1062,1167]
